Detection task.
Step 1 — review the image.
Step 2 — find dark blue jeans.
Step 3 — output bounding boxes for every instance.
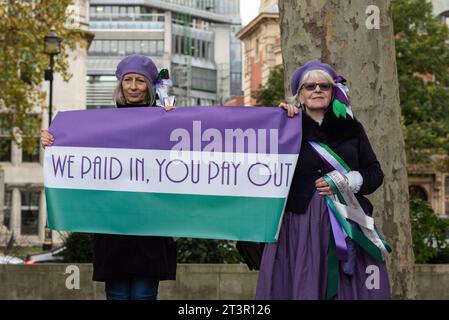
[105,276,160,300]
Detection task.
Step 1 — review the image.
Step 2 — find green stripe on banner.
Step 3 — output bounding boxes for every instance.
[327,229,339,300]
[318,142,351,173]
[326,197,384,262]
[375,226,393,253]
[323,175,346,204]
[45,188,285,242]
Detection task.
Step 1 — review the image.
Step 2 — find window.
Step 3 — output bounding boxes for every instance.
[22,138,40,163]
[103,40,111,53]
[140,41,148,55]
[149,40,156,55]
[110,40,118,55]
[0,138,11,162]
[201,40,206,59]
[409,185,428,201]
[118,40,126,55]
[89,40,164,56]
[157,41,164,55]
[191,67,217,92]
[21,190,40,235]
[0,116,11,162]
[126,40,133,55]
[119,6,127,17]
[3,190,12,229]
[445,176,449,215]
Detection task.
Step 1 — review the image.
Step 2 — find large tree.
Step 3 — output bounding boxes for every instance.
[0,0,86,154]
[279,0,417,299]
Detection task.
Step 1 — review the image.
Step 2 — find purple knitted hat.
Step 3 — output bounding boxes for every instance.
[290,60,338,95]
[115,54,159,84]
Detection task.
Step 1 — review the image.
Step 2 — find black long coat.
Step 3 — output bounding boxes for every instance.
[92,103,177,282]
[93,234,177,281]
[285,109,384,216]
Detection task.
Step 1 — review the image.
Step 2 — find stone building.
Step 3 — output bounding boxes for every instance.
[0,0,92,247]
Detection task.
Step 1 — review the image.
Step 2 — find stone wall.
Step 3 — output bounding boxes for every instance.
[0,264,446,300]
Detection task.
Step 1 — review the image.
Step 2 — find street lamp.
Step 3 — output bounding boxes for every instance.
[44,27,62,126]
[43,28,62,250]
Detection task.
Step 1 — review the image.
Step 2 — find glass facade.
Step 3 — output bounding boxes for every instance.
[86,75,117,109]
[89,39,164,56]
[214,0,240,15]
[21,191,40,236]
[165,0,216,11]
[88,1,241,107]
[172,64,217,93]
[164,0,239,15]
[172,35,214,60]
[3,190,12,229]
[230,25,242,96]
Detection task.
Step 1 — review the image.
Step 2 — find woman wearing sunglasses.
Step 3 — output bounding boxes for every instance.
[256,60,391,300]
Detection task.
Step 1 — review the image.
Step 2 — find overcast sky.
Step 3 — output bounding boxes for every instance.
[240,0,261,26]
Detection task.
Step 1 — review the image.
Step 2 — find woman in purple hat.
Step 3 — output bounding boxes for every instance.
[255,60,391,300]
[41,55,177,300]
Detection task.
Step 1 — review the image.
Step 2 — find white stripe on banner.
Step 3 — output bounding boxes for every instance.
[45,147,298,199]
[309,142,348,174]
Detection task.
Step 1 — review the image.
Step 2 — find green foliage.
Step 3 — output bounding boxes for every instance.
[410,198,449,263]
[392,0,449,163]
[60,233,244,264]
[252,66,285,106]
[176,238,243,264]
[61,233,93,263]
[0,1,86,154]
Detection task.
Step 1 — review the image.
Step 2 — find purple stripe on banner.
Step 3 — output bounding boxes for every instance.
[327,203,348,261]
[49,106,302,154]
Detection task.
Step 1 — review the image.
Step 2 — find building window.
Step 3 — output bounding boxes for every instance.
[21,190,40,235]
[3,190,12,229]
[0,137,11,162]
[0,116,12,162]
[191,67,217,92]
[439,11,449,27]
[22,138,40,163]
[409,185,428,201]
[89,40,164,56]
[445,176,449,215]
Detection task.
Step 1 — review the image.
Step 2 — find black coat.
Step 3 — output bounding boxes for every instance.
[92,103,177,282]
[285,109,384,216]
[93,234,177,281]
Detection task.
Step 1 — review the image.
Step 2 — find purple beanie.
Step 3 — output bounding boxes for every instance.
[290,60,338,95]
[115,54,159,84]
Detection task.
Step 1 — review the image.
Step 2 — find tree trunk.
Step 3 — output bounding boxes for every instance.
[278,0,417,299]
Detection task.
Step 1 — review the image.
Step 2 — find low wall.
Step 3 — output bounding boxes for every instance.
[0,264,447,300]
[414,264,449,299]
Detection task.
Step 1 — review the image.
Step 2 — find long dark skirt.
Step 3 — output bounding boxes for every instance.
[256,192,391,300]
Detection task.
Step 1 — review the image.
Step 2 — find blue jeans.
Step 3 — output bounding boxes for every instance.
[105,276,160,300]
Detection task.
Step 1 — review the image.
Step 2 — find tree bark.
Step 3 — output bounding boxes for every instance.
[278,0,417,299]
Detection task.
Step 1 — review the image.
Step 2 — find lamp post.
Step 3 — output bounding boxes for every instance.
[43,28,62,250]
[44,27,62,125]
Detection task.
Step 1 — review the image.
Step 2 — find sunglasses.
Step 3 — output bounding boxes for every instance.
[301,82,333,91]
